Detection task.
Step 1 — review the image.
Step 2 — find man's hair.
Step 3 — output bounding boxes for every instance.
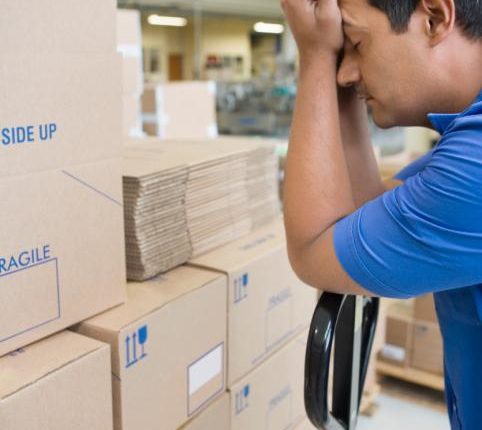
[368,0,482,40]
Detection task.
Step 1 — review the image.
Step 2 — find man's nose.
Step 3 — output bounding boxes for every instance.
[337,55,361,88]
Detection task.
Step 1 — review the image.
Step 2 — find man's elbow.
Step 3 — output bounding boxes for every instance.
[286,246,320,290]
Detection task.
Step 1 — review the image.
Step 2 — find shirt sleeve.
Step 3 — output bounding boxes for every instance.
[334,115,482,298]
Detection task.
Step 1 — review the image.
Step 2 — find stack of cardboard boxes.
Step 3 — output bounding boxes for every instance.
[190,221,318,429]
[122,138,281,280]
[0,0,126,428]
[117,9,144,137]
[1,2,320,429]
[75,220,318,429]
[379,296,444,376]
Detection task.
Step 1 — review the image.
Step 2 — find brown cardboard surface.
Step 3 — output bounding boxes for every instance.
[229,332,308,430]
[0,54,122,177]
[122,138,279,280]
[0,158,126,356]
[117,8,143,138]
[0,0,116,54]
[414,294,438,323]
[75,266,228,430]
[411,321,444,375]
[179,392,230,430]
[0,331,113,430]
[189,219,317,386]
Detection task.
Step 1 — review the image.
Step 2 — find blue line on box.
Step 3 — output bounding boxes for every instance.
[62,170,123,207]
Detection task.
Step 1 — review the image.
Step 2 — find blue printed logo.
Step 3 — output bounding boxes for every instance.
[125,325,148,369]
[235,384,250,415]
[234,273,249,304]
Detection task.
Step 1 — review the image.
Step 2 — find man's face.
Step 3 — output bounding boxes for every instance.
[338,0,432,128]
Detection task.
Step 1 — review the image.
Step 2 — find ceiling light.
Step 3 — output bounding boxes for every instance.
[253,22,284,34]
[147,15,187,27]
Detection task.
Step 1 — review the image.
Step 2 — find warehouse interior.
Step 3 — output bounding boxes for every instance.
[1,0,463,429]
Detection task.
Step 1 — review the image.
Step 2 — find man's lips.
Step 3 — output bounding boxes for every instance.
[355,91,373,102]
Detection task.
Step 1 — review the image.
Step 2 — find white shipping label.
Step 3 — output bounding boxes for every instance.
[189,343,224,396]
[381,344,406,362]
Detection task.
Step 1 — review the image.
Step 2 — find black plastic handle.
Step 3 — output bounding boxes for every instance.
[304,293,379,430]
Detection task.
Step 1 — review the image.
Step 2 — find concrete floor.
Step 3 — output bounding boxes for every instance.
[357,378,450,430]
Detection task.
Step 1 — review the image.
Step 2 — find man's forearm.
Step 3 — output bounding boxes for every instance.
[283,57,355,252]
[338,87,384,207]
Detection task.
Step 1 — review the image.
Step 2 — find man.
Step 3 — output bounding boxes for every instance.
[281,0,481,428]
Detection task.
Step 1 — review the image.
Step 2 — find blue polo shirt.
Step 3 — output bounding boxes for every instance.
[334,90,482,429]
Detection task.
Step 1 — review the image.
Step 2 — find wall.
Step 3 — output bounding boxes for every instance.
[141,14,284,82]
[142,16,186,82]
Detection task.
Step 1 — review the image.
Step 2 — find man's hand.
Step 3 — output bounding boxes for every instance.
[281,0,344,60]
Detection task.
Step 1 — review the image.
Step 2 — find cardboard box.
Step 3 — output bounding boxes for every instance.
[189,220,317,386]
[123,94,143,136]
[0,54,122,177]
[0,54,126,356]
[179,392,230,430]
[117,9,142,48]
[229,332,308,430]
[0,0,116,54]
[414,294,438,323]
[117,9,143,97]
[411,321,444,375]
[122,56,144,96]
[0,331,113,430]
[379,301,414,367]
[142,82,218,139]
[74,266,227,430]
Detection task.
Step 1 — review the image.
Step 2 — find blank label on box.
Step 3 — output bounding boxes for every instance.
[0,259,60,343]
[188,343,224,415]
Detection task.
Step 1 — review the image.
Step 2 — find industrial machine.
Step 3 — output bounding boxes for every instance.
[216,79,296,137]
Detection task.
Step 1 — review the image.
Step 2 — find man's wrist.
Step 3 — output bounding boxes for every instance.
[299,50,338,73]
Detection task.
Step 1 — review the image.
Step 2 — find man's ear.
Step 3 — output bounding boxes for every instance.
[420,0,455,45]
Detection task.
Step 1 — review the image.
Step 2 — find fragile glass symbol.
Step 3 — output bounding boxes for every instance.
[138,325,148,359]
[125,325,148,368]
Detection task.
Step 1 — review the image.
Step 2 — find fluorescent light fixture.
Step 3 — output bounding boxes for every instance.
[148,15,187,27]
[254,22,284,34]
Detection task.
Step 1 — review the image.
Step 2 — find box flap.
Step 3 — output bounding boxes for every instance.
[0,331,106,400]
[189,218,285,273]
[79,266,224,332]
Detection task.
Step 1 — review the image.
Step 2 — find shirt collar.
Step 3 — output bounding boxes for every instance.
[428,90,482,135]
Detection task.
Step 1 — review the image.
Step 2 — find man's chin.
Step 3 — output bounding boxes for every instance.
[372,110,397,129]
[371,103,429,128]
